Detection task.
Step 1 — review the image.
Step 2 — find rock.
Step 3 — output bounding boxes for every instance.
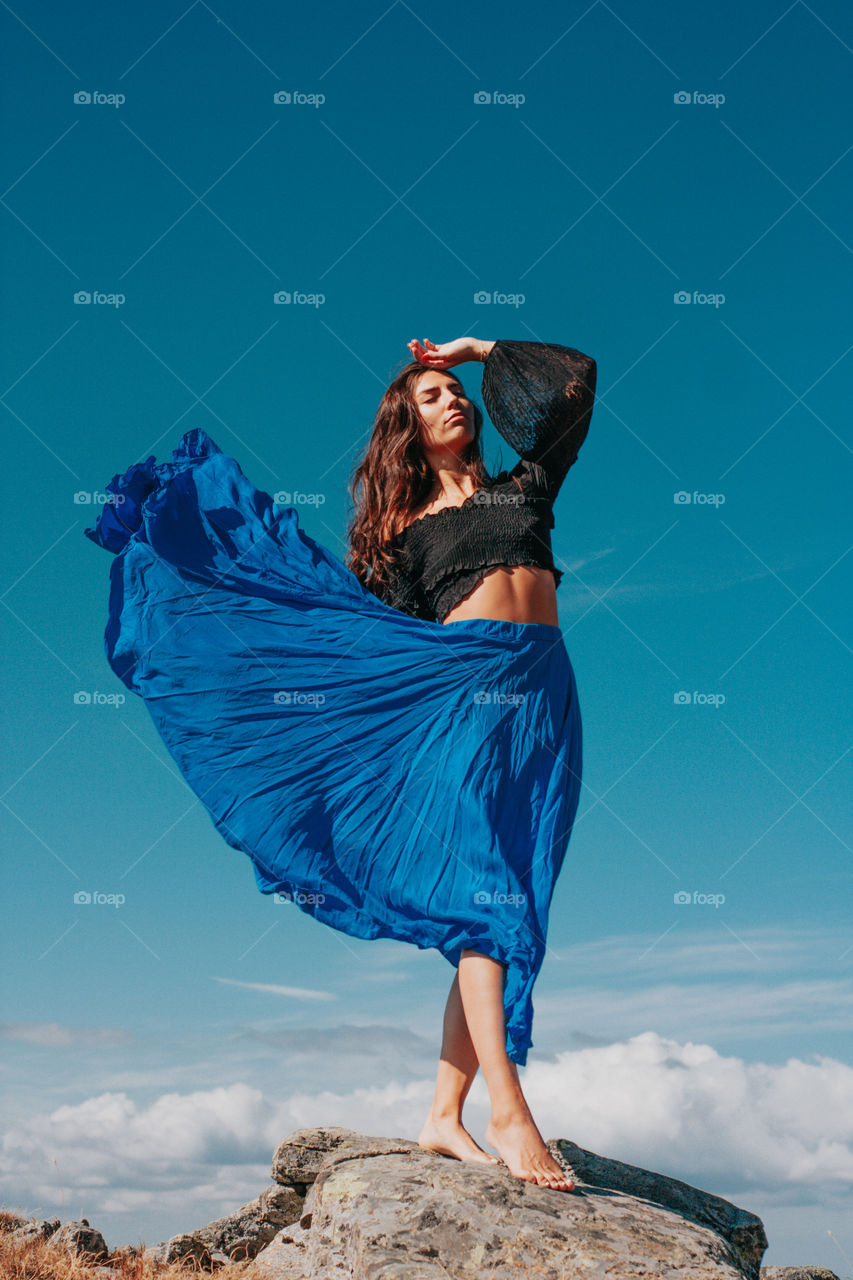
[549,1138,767,1280]
[49,1219,109,1261]
[144,1182,304,1269]
[7,1215,106,1262]
[192,1183,305,1263]
[271,1127,422,1186]
[761,1271,840,1280]
[9,1216,61,1244]
[253,1127,770,1280]
[143,1231,212,1267]
[253,1219,312,1280]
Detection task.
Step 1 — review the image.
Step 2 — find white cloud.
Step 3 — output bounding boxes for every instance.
[521,1032,853,1194]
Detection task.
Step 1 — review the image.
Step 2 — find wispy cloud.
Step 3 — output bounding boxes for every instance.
[532,924,853,1042]
[543,924,852,980]
[212,977,338,1002]
[0,1022,134,1047]
[555,545,823,611]
[533,976,853,1044]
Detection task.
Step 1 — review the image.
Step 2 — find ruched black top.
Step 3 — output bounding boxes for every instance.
[380,338,597,623]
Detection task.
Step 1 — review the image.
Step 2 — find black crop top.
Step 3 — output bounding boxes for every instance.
[379,338,597,624]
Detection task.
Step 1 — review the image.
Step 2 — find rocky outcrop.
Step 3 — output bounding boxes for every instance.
[52,1219,109,1261]
[760,1273,842,1280]
[142,1183,304,1267]
[3,1128,840,1280]
[256,1126,770,1280]
[5,1213,61,1242]
[5,1215,107,1260]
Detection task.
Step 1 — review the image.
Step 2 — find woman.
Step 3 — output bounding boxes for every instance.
[83,331,596,1194]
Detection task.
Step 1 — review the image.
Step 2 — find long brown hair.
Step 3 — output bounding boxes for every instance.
[346,360,490,599]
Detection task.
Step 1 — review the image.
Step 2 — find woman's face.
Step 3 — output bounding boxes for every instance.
[412,370,475,456]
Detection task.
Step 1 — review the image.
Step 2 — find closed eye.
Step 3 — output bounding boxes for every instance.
[419,385,466,401]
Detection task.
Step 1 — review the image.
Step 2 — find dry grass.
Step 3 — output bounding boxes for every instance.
[0,1213,265,1280]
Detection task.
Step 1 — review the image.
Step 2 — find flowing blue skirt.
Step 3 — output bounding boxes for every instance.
[83,429,583,1065]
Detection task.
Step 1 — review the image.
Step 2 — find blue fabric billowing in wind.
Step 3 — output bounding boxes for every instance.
[83,428,583,1065]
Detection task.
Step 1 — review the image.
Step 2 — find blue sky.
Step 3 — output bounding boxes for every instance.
[1,0,851,1268]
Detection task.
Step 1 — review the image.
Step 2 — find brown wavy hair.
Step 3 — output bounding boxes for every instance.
[346,360,491,600]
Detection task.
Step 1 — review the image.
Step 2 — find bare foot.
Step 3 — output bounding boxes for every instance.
[418,1113,503,1165]
[485,1116,575,1191]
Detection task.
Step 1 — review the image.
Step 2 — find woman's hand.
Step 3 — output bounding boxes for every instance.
[407,337,487,368]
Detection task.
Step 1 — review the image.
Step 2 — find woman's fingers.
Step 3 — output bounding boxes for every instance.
[408,336,460,368]
[408,338,440,365]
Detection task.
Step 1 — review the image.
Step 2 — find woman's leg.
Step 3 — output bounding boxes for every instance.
[457,949,575,1190]
[417,970,500,1164]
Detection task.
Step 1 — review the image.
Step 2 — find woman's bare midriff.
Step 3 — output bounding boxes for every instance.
[442,564,560,627]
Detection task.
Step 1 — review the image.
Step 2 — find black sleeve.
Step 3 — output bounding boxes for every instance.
[480,338,597,496]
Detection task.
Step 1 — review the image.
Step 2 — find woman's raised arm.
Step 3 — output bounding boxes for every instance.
[407,336,495,368]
